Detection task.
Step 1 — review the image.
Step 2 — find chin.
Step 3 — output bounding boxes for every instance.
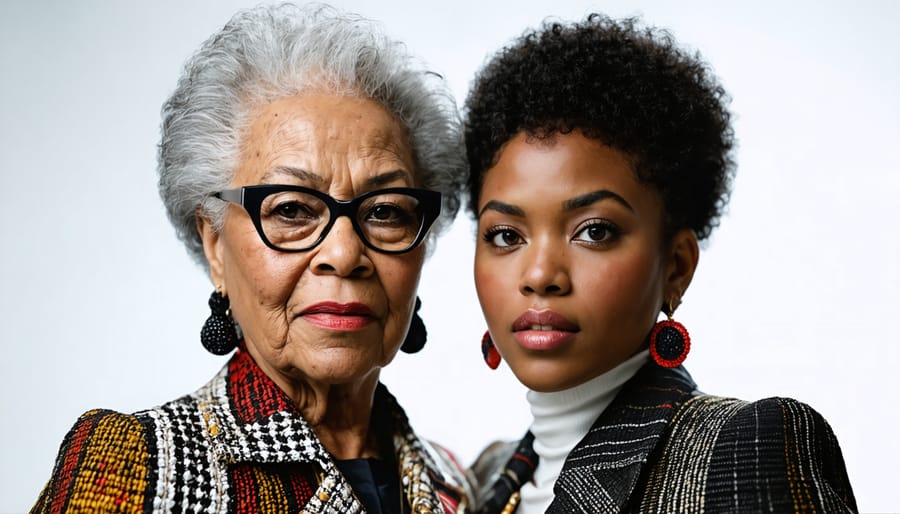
[510,365,575,393]
[305,354,382,384]
[509,357,605,392]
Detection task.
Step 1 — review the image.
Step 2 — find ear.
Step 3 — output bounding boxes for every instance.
[663,228,700,306]
[197,212,226,288]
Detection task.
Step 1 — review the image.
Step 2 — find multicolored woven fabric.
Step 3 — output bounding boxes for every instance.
[33,349,470,513]
[474,364,857,513]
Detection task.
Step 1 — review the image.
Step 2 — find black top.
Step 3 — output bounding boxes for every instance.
[336,458,400,514]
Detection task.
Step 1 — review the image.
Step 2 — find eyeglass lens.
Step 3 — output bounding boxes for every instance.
[259,190,425,251]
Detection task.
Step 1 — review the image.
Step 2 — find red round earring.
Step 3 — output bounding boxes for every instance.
[649,301,690,368]
[481,331,501,370]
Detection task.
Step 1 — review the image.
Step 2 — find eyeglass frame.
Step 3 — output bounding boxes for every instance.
[213,184,442,254]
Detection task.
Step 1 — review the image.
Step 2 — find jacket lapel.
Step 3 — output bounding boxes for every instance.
[198,350,333,467]
[546,364,697,513]
[195,350,455,513]
[194,350,364,512]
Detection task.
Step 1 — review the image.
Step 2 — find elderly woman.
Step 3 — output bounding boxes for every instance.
[33,4,470,513]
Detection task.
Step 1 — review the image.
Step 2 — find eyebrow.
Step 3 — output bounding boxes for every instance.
[365,169,413,188]
[479,200,525,218]
[263,166,324,184]
[478,189,634,218]
[261,167,412,188]
[563,190,634,212]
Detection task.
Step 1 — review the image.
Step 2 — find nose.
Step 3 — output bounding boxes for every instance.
[309,216,374,278]
[519,240,571,296]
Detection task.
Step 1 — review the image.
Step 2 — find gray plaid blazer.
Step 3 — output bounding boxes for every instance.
[474,364,857,513]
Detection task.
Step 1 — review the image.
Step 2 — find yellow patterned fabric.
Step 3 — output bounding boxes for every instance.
[33,410,150,513]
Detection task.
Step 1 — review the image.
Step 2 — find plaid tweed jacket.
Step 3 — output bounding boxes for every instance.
[474,364,857,513]
[33,349,470,514]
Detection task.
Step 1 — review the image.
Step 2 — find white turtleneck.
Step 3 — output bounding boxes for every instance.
[517,350,649,514]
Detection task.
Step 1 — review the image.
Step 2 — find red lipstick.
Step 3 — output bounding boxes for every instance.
[300,302,375,331]
[512,309,579,351]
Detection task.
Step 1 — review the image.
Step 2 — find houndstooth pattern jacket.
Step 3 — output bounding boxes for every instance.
[473,364,857,513]
[33,349,471,513]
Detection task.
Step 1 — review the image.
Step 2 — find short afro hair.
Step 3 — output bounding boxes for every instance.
[464,14,735,241]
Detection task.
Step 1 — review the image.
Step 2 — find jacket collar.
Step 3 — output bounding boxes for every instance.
[192,349,454,513]
[195,349,331,466]
[546,364,698,513]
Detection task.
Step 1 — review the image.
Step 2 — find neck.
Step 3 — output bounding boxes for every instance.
[303,373,383,460]
[243,344,384,460]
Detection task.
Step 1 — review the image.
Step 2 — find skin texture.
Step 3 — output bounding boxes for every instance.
[199,93,425,458]
[474,131,698,392]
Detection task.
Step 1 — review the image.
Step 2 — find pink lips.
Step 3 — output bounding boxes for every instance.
[512,309,579,351]
[300,302,375,331]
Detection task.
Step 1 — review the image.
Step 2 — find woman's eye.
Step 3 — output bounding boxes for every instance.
[573,222,619,244]
[485,228,523,248]
[367,204,403,221]
[273,202,313,219]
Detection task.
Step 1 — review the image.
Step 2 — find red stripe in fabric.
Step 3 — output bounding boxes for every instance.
[439,490,460,513]
[232,464,259,514]
[49,414,99,514]
[228,350,293,423]
[512,453,536,468]
[286,465,317,507]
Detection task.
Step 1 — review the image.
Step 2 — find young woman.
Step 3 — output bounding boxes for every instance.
[464,15,857,513]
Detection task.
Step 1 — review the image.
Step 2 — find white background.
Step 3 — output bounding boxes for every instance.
[2,1,898,512]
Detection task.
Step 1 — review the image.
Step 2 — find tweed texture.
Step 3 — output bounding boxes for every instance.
[33,349,470,513]
[476,364,857,514]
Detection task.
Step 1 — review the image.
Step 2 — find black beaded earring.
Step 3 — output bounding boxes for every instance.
[400,297,427,354]
[649,299,690,368]
[200,289,238,355]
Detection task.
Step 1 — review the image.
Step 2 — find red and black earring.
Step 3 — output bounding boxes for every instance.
[481,331,501,370]
[649,300,690,368]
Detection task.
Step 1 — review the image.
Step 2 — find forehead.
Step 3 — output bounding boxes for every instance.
[480,131,643,205]
[235,93,415,186]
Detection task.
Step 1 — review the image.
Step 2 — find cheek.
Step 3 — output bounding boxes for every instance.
[381,253,425,314]
[240,252,303,303]
[593,250,663,318]
[222,228,308,325]
[474,257,506,322]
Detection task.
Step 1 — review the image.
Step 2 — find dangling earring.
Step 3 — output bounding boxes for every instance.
[482,331,501,369]
[649,299,690,368]
[401,297,427,354]
[200,288,238,355]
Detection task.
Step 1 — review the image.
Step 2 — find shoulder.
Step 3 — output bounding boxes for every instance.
[468,439,517,492]
[49,408,153,465]
[716,396,830,429]
[467,435,537,513]
[698,396,850,469]
[667,395,857,512]
[673,395,839,437]
[33,409,154,512]
[422,439,479,507]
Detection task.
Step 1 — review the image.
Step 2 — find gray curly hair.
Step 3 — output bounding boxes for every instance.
[158,3,465,267]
